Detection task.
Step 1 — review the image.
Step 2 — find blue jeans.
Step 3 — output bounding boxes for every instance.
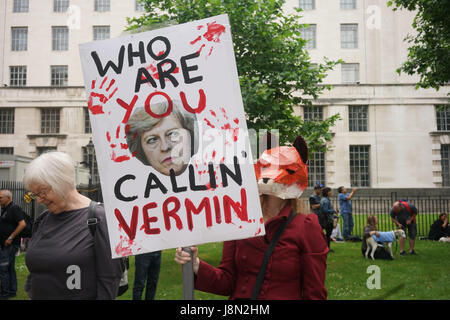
[341,212,354,240]
[0,244,19,296]
[132,251,161,300]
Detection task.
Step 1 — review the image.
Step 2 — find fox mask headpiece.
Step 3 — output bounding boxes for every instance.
[254,135,308,199]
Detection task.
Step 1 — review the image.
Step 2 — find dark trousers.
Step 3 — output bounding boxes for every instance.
[319,214,334,248]
[0,244,19,296]
[325,222,333,248]
[132,251,162,300]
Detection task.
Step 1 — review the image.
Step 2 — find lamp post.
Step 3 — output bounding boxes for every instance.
[84,138,95,194]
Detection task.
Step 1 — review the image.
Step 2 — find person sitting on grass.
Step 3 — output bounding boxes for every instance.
[428,213,450,243]
[361,214,393,260]
[331,215,343,242]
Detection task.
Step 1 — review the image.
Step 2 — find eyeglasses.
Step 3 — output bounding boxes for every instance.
[25,188,51,201]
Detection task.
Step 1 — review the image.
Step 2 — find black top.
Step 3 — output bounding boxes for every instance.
[428,219,450,241]
[0,201,26,247]
[309,194,321,215]
[25,204,122,300]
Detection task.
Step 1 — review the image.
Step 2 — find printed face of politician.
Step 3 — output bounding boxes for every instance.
[141,114,192,176]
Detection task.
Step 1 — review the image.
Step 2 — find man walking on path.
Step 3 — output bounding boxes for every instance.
[338,186,357,240]
[390,200,418,255]
[0,189,27,299]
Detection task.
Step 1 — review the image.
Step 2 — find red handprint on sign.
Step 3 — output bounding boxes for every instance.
[106,124,135,163]
[190,21,226,57]
[88,77,118,115]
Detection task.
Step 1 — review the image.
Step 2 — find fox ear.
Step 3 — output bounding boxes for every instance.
[259,132,279,156]
[293,135,308,164]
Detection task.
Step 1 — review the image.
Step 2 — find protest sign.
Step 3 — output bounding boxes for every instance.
[79,14,265,258]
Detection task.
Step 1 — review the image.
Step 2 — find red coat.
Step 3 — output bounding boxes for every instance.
[195,205,329,300]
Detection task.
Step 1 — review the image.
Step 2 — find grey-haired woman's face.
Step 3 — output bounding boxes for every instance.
[140,114,192,176]
[28,183,67,214]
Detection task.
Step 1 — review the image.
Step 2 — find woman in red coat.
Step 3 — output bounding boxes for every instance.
[175,136,329,300]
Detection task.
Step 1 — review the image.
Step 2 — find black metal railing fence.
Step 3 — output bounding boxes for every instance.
[301,196,449,237]
[2,180,448,238]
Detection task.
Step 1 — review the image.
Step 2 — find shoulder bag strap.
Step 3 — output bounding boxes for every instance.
[87,201,99,236]
[251,211,295,300]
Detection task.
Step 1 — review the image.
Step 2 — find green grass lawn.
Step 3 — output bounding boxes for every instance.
[338,213,439,239]
[11,239,450,300]
[325,240,450,300]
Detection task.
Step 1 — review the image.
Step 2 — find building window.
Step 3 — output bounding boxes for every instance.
[54,0,70,12]
[349,105,368,132]
[84,107,92,133]
[41,108,60,134]
[342,63,360,84]
[436,105,450,131]
[308,151,326,187]
[340,0,356,9]
[37,146,57,155]
[298,0,315,10]
[304,105,323,121]
[9,66,27,86]
[136,0,145,11]
[304,106,325,187]
[341,24,358,49]
[51,65,68,86]
[52,26,69,50]
[442,144,450,187]
[11,27,28,51]
[93,26,110,41]
[0,147,14,155]
[13,0,29,12]
[82,147,100,184]
[0,109,15,134]
[350,145,370,187]
[95,0,110,12]
[300,24,316,49]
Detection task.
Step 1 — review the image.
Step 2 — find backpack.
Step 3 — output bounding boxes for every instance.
[398,200,416,223]
[20,213,34,239]
[87,201,129,297]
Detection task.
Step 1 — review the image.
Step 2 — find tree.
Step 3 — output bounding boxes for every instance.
[127,0,341,151]
[387,0,450,92]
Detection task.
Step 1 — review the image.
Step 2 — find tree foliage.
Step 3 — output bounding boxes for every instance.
[128,0,341,151]
[387,0,450,92]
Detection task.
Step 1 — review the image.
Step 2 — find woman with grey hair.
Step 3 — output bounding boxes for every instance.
[23,151,122,299]
[126,100,198,176]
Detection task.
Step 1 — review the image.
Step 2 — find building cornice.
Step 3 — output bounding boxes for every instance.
[429,131,450,137]
[27,134,68,139]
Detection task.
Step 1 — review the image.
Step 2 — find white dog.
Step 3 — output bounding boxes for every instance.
[365,229,406,260]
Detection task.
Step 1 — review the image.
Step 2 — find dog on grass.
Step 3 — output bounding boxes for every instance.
[365,229,406,260]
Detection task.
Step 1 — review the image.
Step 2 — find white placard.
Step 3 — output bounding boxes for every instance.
[79,14,264,258]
